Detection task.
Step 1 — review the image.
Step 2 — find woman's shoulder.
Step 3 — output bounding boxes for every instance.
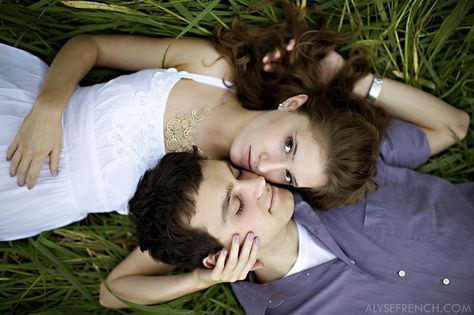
[172,38,234,82]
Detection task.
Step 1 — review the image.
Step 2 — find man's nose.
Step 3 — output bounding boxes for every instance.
[240,175,266,199]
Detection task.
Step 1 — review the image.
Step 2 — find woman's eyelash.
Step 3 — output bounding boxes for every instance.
[285,137,293,153]
[285,170,293,184]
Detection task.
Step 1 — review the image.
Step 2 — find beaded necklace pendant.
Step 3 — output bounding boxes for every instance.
[164,107,211,153]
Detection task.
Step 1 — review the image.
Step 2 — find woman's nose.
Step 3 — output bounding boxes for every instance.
[255,153,286,173]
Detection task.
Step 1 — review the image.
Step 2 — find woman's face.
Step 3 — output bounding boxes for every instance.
[230,108,327,189]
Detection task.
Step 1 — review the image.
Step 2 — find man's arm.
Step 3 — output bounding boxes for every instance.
[100,248,202,308]
[100,233,261,309]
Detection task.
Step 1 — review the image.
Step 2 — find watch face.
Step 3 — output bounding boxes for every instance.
[367,76,383,103]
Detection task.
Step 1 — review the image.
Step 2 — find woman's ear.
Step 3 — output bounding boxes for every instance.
[279,94,309,110]
[202,252,220,269]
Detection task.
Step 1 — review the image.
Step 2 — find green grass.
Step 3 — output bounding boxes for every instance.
[0,0,473,314]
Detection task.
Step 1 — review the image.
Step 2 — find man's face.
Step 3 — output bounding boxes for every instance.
[190,160,295,249]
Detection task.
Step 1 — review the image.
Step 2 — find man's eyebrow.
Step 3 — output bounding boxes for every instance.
[221,183,232,224]
[293,132,299,188]
[221,162,234,223]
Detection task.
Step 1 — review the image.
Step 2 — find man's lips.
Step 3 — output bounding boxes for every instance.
[268,185,276,213]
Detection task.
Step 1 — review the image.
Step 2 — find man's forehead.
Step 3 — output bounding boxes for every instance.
[197,159,232,209]
[191,160,231,234]
[202,160,231,179]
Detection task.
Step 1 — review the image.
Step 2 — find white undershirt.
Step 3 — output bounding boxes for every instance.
[285,221,336,277]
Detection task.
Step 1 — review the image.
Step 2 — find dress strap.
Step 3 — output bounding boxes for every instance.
[179,70,233,90]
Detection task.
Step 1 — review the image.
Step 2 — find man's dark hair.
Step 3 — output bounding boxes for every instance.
[128,150,223,268]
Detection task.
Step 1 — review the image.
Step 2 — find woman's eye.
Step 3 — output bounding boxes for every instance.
[284,137,293,153]
[236,197,244,216]
[284,170,293,184]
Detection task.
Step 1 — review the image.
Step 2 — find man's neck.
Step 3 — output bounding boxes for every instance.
[254,219,298,283]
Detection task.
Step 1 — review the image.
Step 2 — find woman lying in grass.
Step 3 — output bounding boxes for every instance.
[0,1,468,241]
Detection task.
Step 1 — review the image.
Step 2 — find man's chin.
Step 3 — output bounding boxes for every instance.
[275,189,296,218]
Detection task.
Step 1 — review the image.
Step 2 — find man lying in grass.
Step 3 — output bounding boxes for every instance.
[100,106,473,314]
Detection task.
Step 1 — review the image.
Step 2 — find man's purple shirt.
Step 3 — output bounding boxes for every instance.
[231,119,474,314]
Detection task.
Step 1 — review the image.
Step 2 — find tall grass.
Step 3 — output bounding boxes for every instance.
[0,0,472,314]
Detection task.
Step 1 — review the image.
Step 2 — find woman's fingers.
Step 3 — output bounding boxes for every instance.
[8,143,53,188]
[6,138,19,161]
[27,158,45,189]
[207,232,260,284]
[8,147,22,177]
[50,146,61,177]
[235,233,260,280]
[6,105,63,187]
[221,232,260,282]
[244,238,262,273]
[16,156,32,186]
[262,39,296,72]
[286,39,296,51]
[223,234,241,273]
[213,249,227,275]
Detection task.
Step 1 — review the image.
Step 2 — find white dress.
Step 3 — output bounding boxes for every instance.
[0,43,230,241]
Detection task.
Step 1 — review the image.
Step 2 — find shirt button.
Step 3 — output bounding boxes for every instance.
[269,300,272,304]
[306,272,310,276]
[442,278,450,285]
[398,270,406,277]
[350,260,356,265]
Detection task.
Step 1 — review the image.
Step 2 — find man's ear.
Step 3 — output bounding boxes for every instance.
[279,94,309,110]
[202,252,220,269]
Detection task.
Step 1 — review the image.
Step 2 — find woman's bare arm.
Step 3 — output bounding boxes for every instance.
[7,34,232,189]
[354,74,470,155]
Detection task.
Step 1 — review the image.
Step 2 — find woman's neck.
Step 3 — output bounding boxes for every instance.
[197,101,261,159]
[254,219,298,283]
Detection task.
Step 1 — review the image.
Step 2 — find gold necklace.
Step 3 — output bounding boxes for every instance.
[164,101,233,153]
[164,107,210,153]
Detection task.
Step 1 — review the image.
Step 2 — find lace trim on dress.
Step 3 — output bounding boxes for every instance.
[108,68,181,171]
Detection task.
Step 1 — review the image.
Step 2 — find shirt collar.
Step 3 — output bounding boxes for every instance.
[293,193,354,265]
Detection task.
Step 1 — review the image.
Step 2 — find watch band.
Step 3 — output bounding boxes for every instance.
[367,75,383,103]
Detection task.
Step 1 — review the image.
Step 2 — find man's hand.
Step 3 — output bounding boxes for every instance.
[7,101,62,189]
[193,232,263,287]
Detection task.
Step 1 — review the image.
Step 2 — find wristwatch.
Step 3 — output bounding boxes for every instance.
[367,75,383,103]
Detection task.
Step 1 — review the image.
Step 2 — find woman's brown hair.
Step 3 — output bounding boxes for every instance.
[213,0,388,209]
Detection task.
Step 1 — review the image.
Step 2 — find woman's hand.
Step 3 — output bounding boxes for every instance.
[7,101,62,189]
[262,39,344,84]
[193,232,263,287]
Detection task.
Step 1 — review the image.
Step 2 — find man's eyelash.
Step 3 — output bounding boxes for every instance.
[236,197,244,216]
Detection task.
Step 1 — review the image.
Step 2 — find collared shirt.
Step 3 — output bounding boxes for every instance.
[231,119,474,315]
